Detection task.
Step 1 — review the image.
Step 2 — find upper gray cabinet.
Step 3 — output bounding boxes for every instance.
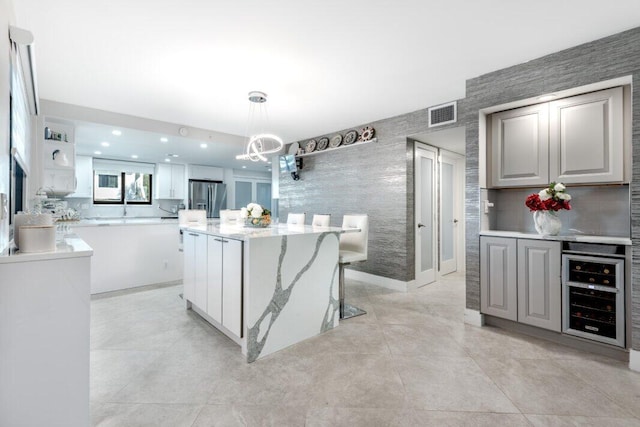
[490,103,549,187]
[489,86,625,188]
[549,87,623,184]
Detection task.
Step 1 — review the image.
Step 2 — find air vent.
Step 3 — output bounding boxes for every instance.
[428,101,457,127]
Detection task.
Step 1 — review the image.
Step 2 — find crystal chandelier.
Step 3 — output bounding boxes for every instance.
[235,91,283,162]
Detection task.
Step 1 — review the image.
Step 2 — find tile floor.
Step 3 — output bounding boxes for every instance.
[90,273,640,426]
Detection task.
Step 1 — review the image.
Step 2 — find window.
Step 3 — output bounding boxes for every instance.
[93,171,153,204]
[92,159,154,205]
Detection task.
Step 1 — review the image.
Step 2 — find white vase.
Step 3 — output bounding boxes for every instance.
[533,210,562,236]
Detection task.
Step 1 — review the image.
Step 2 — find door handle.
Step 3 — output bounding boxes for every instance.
[418,223,426,228]
[453,219,458,223]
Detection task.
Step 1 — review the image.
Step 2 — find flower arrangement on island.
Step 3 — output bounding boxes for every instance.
[525,182,572,211]
[240,203,271,227]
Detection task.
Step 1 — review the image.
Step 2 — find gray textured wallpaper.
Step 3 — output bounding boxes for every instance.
[279,110,462,283]
[464,26,640,351]
[279,25,640,353]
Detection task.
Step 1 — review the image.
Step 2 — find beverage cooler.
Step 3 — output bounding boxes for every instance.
[562,243,625,348]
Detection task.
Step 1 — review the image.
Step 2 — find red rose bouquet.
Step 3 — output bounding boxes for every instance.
[525,182,572,211]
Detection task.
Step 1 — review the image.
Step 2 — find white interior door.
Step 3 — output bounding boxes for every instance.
[415,144,437,286]
[439,150,464,275]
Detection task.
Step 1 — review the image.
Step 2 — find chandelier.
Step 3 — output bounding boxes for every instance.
[235,91,284,162]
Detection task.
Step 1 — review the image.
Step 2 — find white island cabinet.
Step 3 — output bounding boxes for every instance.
[0,235,93,427]
[183,223,342,362]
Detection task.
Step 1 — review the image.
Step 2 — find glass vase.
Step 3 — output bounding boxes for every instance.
[533,210,561,236]
[245,215,271,228]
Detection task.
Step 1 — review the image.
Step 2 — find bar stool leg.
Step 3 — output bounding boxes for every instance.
[339,262,367,320]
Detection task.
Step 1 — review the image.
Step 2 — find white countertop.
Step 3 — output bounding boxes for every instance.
[480,230,631,246]
[0,234,93,264]
[183,223,345,241]
[66,217,180,227]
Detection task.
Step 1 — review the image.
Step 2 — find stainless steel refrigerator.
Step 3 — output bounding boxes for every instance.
[188,179,227,218]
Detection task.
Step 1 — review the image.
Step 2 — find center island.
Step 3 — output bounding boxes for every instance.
[182,222,343,362]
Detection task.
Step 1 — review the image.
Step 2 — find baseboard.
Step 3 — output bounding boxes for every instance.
[344,269,414,292]
[630,349,640,372]
[485,315,629,362]
[464,309,484,326]
[91,280,182,299]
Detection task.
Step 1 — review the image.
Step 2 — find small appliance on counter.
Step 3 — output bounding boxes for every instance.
[13,213,55,253]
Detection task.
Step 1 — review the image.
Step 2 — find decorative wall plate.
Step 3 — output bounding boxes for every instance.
[360,126,375,141]
[288,141,300,155]
[329,134,343,148]
[315,137,328,151]
[343,130,358,145]
[305,139,317,153]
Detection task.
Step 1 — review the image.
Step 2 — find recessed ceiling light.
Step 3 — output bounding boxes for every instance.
[160,137,168,142]
[267,168,272,172]
[164,158,171,162]
[242,165,247,169]
[112,130,122,136]
[538,94,556,101]
[101,141,110,147]
[200,143,208,148]
[131,154,138,159]
[94,151,102,155]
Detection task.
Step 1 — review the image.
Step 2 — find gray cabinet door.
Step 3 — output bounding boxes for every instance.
[480,236,517,321]
[549,87,624,184]
[490,103,549,187]
[517,239,561,331]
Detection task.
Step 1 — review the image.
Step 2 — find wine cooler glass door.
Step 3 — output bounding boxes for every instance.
[562,254,625,348]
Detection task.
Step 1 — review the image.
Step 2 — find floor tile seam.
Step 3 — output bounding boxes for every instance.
[188,404,208,427]
[377,327,412,401]
[303,406,531,415]
[522,411,640,419]
[471,356,638,419]
[101,336,191,403]
[465,355,525,416]
[376,315,402,358]
[542,358,639,419]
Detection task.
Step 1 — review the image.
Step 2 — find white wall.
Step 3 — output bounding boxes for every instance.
[0,0,16,252]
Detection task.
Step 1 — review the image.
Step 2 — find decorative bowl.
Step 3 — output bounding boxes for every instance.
[245,215,271,228]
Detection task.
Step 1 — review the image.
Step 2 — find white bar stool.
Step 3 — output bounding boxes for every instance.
[312,214,331,227]
[220,209,241,225]
[287,213,306,225]
[339,214,368,319]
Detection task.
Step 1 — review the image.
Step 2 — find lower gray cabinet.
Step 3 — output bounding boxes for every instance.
[480,236,561,332]
[517,239,561,331]
[480,236,517,321]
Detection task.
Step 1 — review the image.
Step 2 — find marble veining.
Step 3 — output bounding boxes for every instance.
[321,262,340,333]
[246,232,337,362]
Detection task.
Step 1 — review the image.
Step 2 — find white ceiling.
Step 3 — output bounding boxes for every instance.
[74,121,273,172]
[12,0,640,165]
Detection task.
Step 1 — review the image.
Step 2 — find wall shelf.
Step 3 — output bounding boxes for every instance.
[296,138,377,158]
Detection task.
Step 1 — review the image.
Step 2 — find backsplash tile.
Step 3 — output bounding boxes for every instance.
[489,185,630,237]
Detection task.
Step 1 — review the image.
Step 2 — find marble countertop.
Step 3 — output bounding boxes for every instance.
[480,230,631,246]
[0,234,93,264]
[63,217,180,227]
[183,223,345,241]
